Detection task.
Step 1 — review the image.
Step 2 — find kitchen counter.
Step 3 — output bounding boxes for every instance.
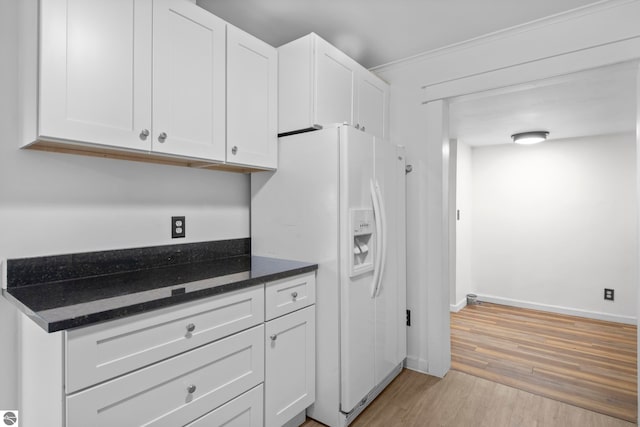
[2,239,317,332]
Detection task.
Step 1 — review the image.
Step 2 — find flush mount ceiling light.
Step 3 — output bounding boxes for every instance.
[511,131,549,145]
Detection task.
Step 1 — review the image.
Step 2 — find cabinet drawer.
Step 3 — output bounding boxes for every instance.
[265,273,315,320]
[186,384,263,427]
[66,324,264,427]
[66,285,264,393]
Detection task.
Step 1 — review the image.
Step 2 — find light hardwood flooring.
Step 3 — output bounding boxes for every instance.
[301,369,634,427]
[451,303,637,422]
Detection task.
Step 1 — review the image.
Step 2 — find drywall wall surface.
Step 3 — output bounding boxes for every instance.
[472,134,637,318]
[374,0,640,377]
[0,0,249,408]
[455,141,473,307]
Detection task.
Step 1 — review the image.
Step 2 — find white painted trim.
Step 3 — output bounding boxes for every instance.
[371,0,635,73]
[422,38,640,102]
[404,356,429,375]
[450,298,466,313]
[475,294,637,325]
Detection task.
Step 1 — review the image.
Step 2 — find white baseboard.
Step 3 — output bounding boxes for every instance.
[475,294,637,325]
[404,355,429,374]
[450,298,467,313]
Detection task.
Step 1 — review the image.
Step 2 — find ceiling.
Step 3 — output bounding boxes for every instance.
[195,1,636,146]
[449,62,638,147]
[197,0,601,69]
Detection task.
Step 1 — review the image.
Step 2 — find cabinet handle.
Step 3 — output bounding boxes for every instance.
[231,146,238,155]
[186,323,196,333]
[270,334,277,341]
[187,384,197,394]
[355,123,360,130]
[158,132,167,143]
[362,126,366,132]
[291,291,298,300]
[139,129,150,140]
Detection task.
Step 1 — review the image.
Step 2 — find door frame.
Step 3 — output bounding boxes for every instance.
[420,39,640,381]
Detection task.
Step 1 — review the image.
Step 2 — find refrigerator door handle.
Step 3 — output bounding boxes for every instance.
[375,180,387,297]
[370,179,383,298]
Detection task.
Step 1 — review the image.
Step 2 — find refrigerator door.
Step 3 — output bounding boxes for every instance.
[339,127,376,413]
[373,139,405,385]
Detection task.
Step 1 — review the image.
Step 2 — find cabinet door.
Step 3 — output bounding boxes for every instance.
[314,37,356,127]
[227,26,278,169]
[357,72,389,139]
[39,0,152,150]
[152,0,226,161]
[265,306,315,427]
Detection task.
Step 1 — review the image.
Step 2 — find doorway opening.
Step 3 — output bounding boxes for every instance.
[447,62,639,422]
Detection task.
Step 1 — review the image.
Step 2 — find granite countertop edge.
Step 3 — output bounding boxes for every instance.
[5,260,317,333]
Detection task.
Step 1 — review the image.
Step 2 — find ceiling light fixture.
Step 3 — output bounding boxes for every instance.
[511,131,549,145]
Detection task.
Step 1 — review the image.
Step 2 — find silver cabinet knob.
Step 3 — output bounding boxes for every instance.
[187,384,197,394]
[158,132,167,143]
[270,334,277,341]
[291,291,298,300]
[186,323,196,333]
[139,129,150,140]
[231,146,238,155]
[355,123,360,129]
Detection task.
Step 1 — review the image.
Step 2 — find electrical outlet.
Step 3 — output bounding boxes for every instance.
[171,216,185,238]
[604,288,614,301]
[406,309,411,326]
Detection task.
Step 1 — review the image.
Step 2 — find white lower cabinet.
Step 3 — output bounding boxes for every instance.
[265,306,316,427]
[67,325,264,427]
[20,272,316,427]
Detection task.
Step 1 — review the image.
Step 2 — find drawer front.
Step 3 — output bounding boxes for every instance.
[186,384,263,427]
[67,324,264,427]
[265,273,315,320]
[66,285,264,393]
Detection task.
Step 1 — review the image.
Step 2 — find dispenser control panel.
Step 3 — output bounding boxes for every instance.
[349,209,375,277]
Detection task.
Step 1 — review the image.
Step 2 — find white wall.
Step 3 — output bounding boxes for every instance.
[373,0,640,375]
[471,134,638,321]
[453,141,473,309]
[0,0,250,408]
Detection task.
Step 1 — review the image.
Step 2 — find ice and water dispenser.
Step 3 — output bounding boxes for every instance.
[350,209,375,277]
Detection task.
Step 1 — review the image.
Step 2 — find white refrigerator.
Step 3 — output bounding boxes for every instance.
[251,125,407,427]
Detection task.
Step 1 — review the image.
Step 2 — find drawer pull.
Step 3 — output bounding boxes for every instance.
[186,323,196,333]
[291,291,298,300]
[270,334,277,341]
[187,384,197,394]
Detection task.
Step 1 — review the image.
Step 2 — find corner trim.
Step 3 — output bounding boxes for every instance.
[370,0,635,73]
[404,356,429,374]
[449,298,466,313]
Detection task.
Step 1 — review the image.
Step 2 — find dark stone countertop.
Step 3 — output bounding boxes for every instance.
[2,240,317,333]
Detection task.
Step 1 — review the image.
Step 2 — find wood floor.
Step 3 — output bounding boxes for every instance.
[301,369,634,427]
[451,303,637,423]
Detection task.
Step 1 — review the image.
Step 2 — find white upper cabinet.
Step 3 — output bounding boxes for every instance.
[39,0,153,151]
[24,0,277,171]
[356,71,389,140]
[314,37,357,129]
[152,0,226,161]
[226,25,278,169]
[278,33,389,139]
